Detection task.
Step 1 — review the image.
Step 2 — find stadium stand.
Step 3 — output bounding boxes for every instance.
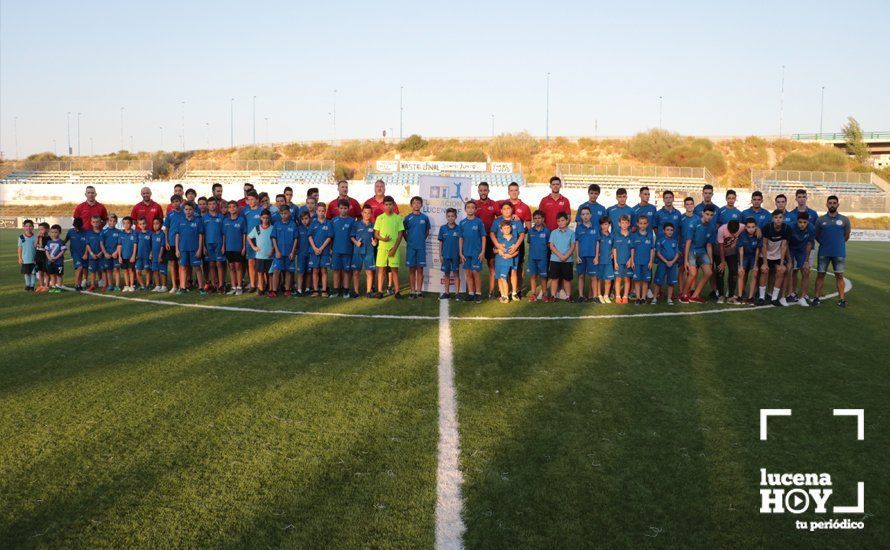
[180,160,334,186]
[556,164,715,192]
[0,160,152,185]
[365,171,522,187]
[366,160,523,187]
[752,169,890,213]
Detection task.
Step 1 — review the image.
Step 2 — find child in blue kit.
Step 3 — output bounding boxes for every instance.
[459,200,486,303]
[525,210,550,302]
[438,208,461,299]
[84,216,104,291]
[100,213,122,291]
[351,205,377,297]
[44,224,67,293]
[653,222,680,305]
[175,202,206,295]
[135,217,153,290]
[595,216,614,303]
[17,219,38,291]
[296,210,313,296]
[65,217,87,290]
[308,203,333,296]
[494,220,520,303]
[118,216,139,292]
[150,217,169,292]
[630,215,655,304]
[404,196,431,298]
[249,208,275,295]
[270,205,298,297]
[330,199,357,298]
[574,206,599,302]
[611,215,632,303]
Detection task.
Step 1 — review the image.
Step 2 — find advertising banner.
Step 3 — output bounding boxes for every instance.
[418,175,471,293]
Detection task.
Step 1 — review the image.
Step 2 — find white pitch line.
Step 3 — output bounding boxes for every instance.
[59,274,851,322]
[435,299,466,550]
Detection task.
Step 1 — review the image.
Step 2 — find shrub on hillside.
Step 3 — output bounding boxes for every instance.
[627,129,683,162]
[437,148,487,162]
[25,152,61,162]
[334,165,355,180]
[398,134,428,152]
[334,140,387,163]
[660,139,727,176]
[777,149,849,172]
[487,132,538,161]
[237,146,278,161]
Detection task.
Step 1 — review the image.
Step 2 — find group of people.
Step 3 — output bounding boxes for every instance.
[15,176,852,307]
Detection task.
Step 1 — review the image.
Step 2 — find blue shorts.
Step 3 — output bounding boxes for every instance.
[494,259,516,280]
[692,252,711,267]
[178,250,202,267]
[151,261,168,275]
[463,256,482,272]
[102,257,119,271]
[576,256,597,276]
[273,256,295,273]
[633,264,652,281]
[309,252,331,269]
[790,249,809,269]
[135,258,150,271]
[246,246,257,260]
[73,256,86,269]
[87,257,102,273]
[817,255,845,273]
[615,263,633,279]
[597,263,615,281]
[526,258,548,278]
[654,263,679,286]
[297,254,311,273]
[332,253,353,271]
[407,248,426,268]
[441,258,459,274]
[741,254,757,271]
[353,251,376,271]
[204,243,223,262]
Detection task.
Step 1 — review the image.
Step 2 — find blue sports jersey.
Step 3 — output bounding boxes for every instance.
[309,219,333,251]
[526,225,551,261]
[119,230,138,260]
[632,203,657,229]
[612,231,633,265]
[781,210,796,227]
[631,230,655,266]
[151,230,166,262]
[250,224,275,259]
[737,231,761,257]
[717,206,742,226]
[202,213,224,244]
[137,230,153,260]
[164,209,183,245]
[351,220,375,251]
[297,223,312,256]
[438,224,461,260]
[688,219,716,255]
[45,238,66,263]
[789,223,816,252]
[65,228,86,259]
[18,233,37,263]
[575,201,607,224]
[741,207,771,229]
[101,227,121,255]
[459,217,485,257]
[693,201,716,217]
[575,222,599,257]
[656,236,679,264]
[403,212,431,250]
[654,207,682,237]
[84,230,103,257]
[331,216,356,255]
[678,213,700,247]
[175,215,203,252]
[491,215,525,244]
[495,235,519,268]
[790,207,818,224]
[272,219,298,256]
[242,205,264,233]
[222,215,247,252]
[607,204,634,230]
[815,213,850,257]
[596,232,614,265]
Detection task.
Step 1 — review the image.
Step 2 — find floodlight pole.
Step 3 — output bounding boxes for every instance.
[399,86,404,141]
[252,95,256,145]
[120,107,125,151]
[67,112,71,156]
[265,117,269,143]
[205,122,210,147]
[77,112,82,155]
[658,96,663,128]
[181,100,186,150]
[230,98,234,148]
[491,114,495,137]
[779,65,785,137]
[13,116,18,159]
[159,126,164,149]
[332,89,337,143]
[819,86,825,136]
[545,72,550,142]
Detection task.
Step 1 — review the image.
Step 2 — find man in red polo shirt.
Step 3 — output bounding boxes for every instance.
[73,186,108,228]
[236,183,255,209]
[497,181,532,294]
[474,181,499,297]
[539,176,572,230]
[325,180,362,219]
[363,179,399,222]
[130,186,164,230]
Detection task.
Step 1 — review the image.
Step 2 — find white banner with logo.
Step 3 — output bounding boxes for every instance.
[418,175,471,293]
[850,229,890,242]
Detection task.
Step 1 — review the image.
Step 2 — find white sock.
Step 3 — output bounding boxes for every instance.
[771,288,780,300]
[759,286,766,299]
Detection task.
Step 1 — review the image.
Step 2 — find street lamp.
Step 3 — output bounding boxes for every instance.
[67,112,72,156]
[230,98,235,148]
[13,116,18,159]
[181,100,186,150]
[545,72,550,141]
[658,96,663,128]
[77,112,82,155]
[120,106,125,151]
[252,95,256,145]
[159,126,164,149]
[399,86,404,141]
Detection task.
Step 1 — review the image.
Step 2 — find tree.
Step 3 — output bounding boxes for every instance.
[842,117,870,165]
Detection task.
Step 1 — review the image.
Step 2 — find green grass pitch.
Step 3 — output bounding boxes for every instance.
[1,228,887,547]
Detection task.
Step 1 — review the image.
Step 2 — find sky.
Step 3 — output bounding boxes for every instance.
[1,0,888,159]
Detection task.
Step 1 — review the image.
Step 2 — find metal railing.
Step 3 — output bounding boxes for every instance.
[556,164,716,185]
[184,159,334,172]
[1,159,153,172]
[791,132,890,141]
[751,169,874,185]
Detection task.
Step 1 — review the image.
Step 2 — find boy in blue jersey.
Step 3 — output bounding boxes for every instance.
[717,189,742,226]
[100,213,122,292]
[459,200,486,303]
[84,215,104,291]
[135,217,153,290]
[17,220,38,291]
[791,189,818,224]
[404,196,431,298]
[632,187,657,233]
[525,210,551,302]
[149,217,169,292]
[612,215,633,304]
[248,209,275,295]
[202,197,225,293]
[653,222,680,305]
[330,199,357,298]
[630,215,655,304]
[34,222,50,291]
[607,188,634,232]
[164,195,184,292]
[813,196,851,307]
[175,202,205,295]
[490,201,526,299]
[308,203,333,297]
[494,220,520,303]
[787,211,816,305]
[438,208,461,299]
[683,204,716,303]
[595,216,614,303]
[741,191,771,230]
[694,184,716,216]
[574,206,599,302]
[351,205,377,297]
[44,224,67,293]
[295,210,313,296]
[270,205,298,297]
[242,191,263,292]
[270,194,288,224]
[575,184,607,225]
[118,216,139,292]
[65,217,87,291]
[547,212,576,302]
[735,218,761,303]
[654,190,681,238]
[221,200,246,295]
[677,196,699,297]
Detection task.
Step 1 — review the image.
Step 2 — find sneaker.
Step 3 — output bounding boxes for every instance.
[770,299,781,307]
[157,286,168,293]
[837,299,847,308]
[374,292,383,299]
[651,298,658,305]
[498,296,510,304]
[602,295,612,304]
[329,290,339,299]
[408,292,416,299]
[575,296,586,303]
[226,287,237,295]
[235,288,243,295]
[787,293,798,303]
[320,291,329,298]
[393,292,403,300]
[268,291,277,298]
[678,294,689,303]
[511,294,519,302]
[169,286,178,294]
[666,298,674,305]
[716,296,725,304]
[779,297,788,307]
[176,289,186,295]
[86,285,96,292]
[454,293,463,301]
[198,289,207,295]
[488,292,495,300]
[439,292,449,300]
[755,297,766,306]
[474,294,482,304]
[798,296,809,307]
[646,289,654,299]
[516,290,523,299]
[811,297,821,307]
[528,294,537,303]
[690,296,705,304]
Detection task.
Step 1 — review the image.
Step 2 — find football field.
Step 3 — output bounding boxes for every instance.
[2,228,888,547]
